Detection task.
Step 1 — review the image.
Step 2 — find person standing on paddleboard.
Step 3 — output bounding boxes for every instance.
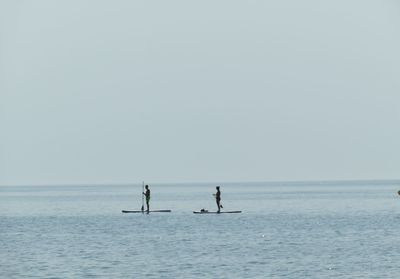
[214,186,223,213]
[143,185,151,213]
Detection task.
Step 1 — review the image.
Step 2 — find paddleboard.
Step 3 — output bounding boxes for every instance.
[122,210,171,213]
[193,211,242,214]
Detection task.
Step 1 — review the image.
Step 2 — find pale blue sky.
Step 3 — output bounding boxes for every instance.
[1,1,400,185]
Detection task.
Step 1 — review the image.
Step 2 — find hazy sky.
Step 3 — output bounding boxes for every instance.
[1,1,400,185]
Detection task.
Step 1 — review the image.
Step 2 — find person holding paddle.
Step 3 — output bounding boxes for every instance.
[143,185,151,213]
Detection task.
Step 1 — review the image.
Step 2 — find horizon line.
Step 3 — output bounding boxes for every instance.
[1,178,400,187]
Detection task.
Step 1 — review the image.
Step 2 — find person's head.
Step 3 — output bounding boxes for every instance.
[145,185,149,189]
[216,186,220,190]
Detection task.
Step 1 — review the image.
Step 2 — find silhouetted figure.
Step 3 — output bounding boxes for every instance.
[398,190,400,196]
[214,186,223,213]
[143,185,151,213]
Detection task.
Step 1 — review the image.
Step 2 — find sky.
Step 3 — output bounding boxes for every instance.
[1,1,400,185]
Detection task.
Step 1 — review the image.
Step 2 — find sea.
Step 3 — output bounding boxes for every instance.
[1,181,400,278]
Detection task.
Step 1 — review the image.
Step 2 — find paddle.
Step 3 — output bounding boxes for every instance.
[141,181,144,212]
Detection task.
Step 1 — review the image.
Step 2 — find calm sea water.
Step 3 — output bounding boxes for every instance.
[1,181,400,278]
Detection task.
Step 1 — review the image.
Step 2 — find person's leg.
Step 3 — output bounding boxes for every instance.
[217,199,221,212]
[146,200,150,213]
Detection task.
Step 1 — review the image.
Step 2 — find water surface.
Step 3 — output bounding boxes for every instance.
[1,182,399,278]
